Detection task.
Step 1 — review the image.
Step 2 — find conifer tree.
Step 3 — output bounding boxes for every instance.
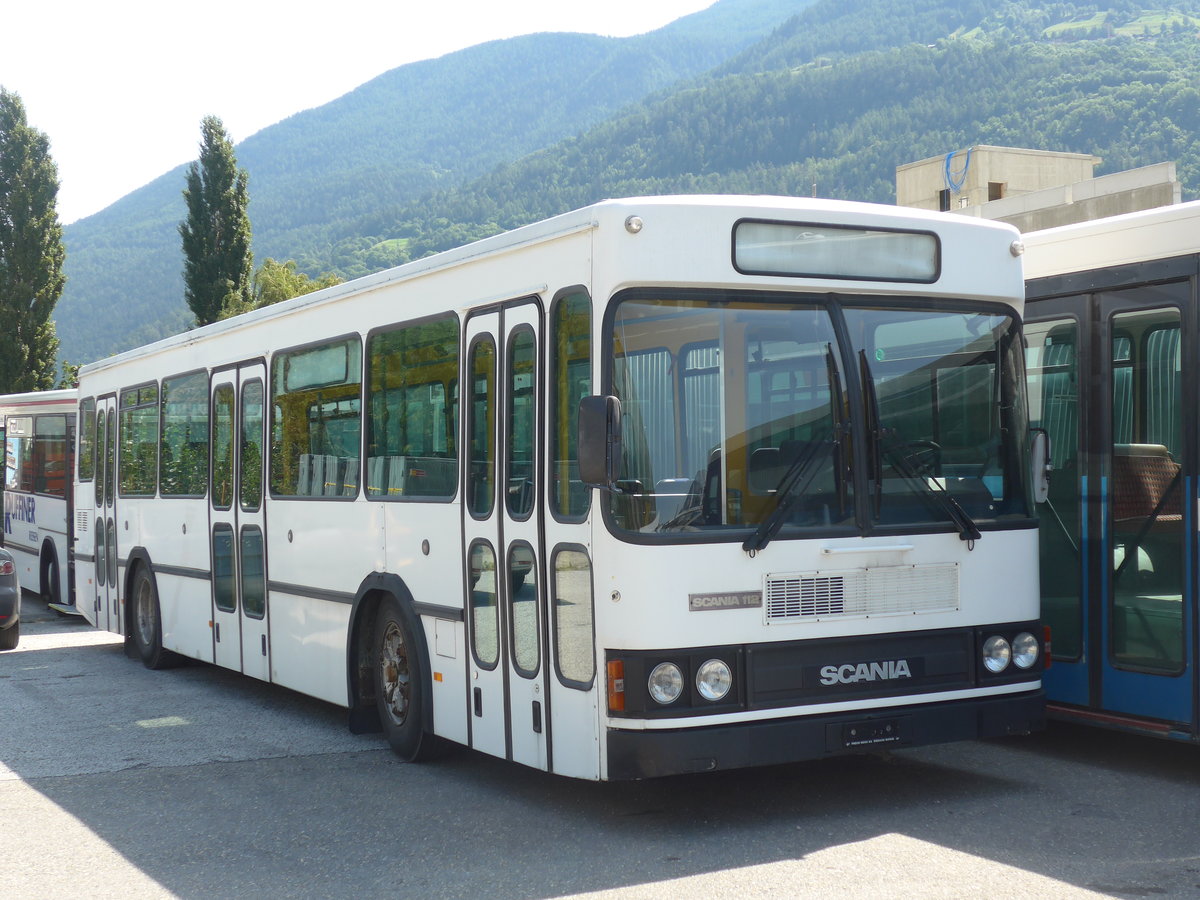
[179,116,252,326]
[0,87,64,392]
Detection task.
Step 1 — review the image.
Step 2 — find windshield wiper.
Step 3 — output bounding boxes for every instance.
[859,350,981,544]
[883,439,982,543]
[743,430,835,554]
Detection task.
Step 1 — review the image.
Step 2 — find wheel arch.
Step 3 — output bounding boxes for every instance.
[122,547,154,646]
[345,572,434,737]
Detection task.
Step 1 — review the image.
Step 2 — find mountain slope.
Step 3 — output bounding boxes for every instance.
[354,0,1200,259]
[55,0,808,364]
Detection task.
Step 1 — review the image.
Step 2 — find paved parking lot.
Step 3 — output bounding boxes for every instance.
[4,593,1199,899]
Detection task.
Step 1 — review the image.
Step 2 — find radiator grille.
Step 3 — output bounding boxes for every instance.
[765,564,958,623]
[75,508,90,533]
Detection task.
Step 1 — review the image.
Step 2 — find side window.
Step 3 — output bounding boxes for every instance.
[470,541,499,668]
[240,380,264,511]
[4,417,32,492]
[161,372,209,497]
[550,291,591,520]
[119,384,159,496]
[78,398,96,482]
[506,327,536,519]
[33,415,68,497]
[466,336,496,518]
[211,384,235,511]
[270,336,362,498]
[365,315,459,500]
[552,547,595,687]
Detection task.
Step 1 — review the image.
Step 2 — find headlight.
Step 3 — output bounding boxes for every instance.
[647,662,684,705]
[1012,631,1040,669]
[696,658,732,702]
[982,635,1011,673]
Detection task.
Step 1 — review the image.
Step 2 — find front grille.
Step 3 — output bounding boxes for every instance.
[765,563,958,623]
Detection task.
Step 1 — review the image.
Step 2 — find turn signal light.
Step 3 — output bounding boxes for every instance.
[607,659,625,713]
[1044,625,1052,670]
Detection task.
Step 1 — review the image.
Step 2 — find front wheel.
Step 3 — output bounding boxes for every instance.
[131,567,177,669]
[373,596,438,762]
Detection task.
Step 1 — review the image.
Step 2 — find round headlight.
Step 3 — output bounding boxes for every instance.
[982,635,1012,673]
[696,658,732,702]
[648,662,684,705]
[1012,631,1040,669]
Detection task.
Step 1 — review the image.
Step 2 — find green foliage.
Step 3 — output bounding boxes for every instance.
[253,257,343,308]
[0,87,64,392]
[179,116,253,325]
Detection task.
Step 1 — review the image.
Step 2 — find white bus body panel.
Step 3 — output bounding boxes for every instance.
[72,196,1033,780]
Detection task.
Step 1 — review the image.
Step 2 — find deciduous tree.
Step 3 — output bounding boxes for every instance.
[0,87,64,392]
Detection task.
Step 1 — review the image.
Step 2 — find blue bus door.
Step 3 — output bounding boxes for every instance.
[1095,288,1192,725]
[1027,280,1194,731]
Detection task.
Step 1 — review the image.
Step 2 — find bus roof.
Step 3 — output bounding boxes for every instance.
[79,195,1021,378]
[1024,199,1200,280]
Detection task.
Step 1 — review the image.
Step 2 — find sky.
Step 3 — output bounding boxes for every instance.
[3,0,716,225]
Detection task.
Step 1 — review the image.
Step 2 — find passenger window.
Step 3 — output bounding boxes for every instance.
[161,372,209,497]
[270,337,362,498]
[365,315,459,500]
[118,384,158,496]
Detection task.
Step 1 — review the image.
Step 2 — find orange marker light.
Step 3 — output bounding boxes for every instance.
[607,659,626,712]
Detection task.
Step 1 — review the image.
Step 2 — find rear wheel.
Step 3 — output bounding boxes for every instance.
[0,620,17,651]
[43,553,66,615]
[131,566,176,669]
[373,596,438,761]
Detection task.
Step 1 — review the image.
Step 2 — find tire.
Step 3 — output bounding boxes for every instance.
[43,553,67,615]
[373,595,438,762]
[0,620,17,651]
[130,566,177,669]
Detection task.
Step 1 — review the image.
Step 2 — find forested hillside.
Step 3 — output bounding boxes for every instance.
[56,0,807,364]
[56,0,1200,364]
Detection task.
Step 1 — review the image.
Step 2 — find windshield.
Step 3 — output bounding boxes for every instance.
[606,292,1032,539]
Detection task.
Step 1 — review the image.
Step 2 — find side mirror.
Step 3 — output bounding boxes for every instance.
[578,395,622,488]
[1030,428,1051,504]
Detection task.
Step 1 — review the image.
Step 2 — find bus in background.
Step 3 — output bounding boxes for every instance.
[75,196,1044,780]
[1,388,78,614]
[1024,199,1200,740]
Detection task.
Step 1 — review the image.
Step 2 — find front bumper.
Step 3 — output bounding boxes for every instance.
[605,688,1045,780]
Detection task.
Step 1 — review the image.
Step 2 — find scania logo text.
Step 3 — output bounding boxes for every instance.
[820,659,912,685]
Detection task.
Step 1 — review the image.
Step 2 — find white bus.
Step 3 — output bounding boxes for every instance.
[75,196,1045,780]
[2,388,78,614]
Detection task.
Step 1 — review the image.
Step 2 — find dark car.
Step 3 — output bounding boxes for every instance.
[0,547,20,650]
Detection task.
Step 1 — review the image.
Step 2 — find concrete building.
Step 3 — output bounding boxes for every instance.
[896,145,1181,231]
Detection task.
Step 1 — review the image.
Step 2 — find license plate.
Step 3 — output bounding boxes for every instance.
[843,719,901,748]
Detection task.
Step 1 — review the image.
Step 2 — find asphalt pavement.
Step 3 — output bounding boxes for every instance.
[4,592,1200,899]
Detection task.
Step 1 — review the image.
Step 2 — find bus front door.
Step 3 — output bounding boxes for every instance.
[463,302,550,771]
[209,363,271,681]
